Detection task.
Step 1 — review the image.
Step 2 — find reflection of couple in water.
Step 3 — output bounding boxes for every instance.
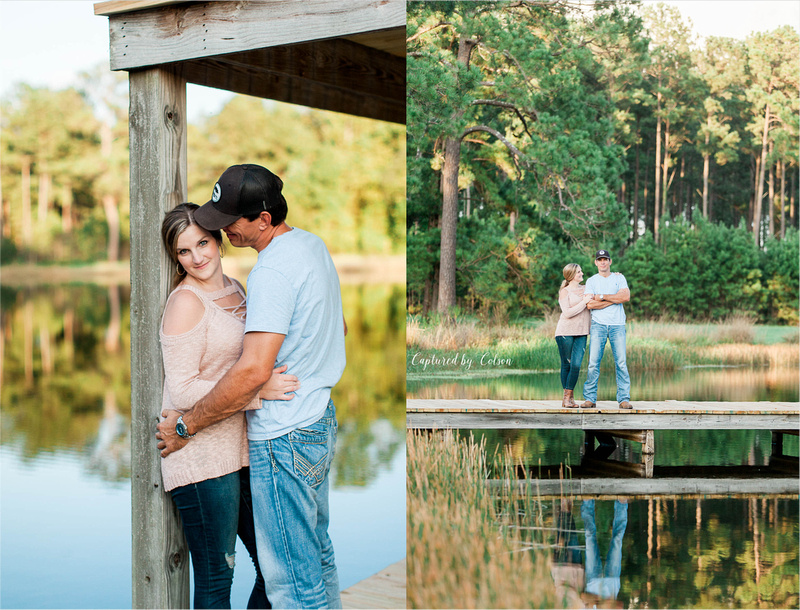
[552,498,628,609]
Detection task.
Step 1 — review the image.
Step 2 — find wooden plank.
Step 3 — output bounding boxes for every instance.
[345,30,406,57]
[407,399,800,413]
[581,456,646,478]
[129,67,189,609]
[406,399,800,430]
[769,455,800,473]
[94,0,180,15]
[103,0,405,71]
[406,411,799,430]
[602,429,648,443]
[174,38,405,124]
[341,559,406,610]
[489,477,800,498]
[643,429,655,454]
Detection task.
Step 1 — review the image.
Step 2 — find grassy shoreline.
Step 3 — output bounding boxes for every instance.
[407,317,799,373]
[1,254,405,286]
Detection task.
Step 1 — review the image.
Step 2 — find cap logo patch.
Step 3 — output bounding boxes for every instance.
[212,183,221,203]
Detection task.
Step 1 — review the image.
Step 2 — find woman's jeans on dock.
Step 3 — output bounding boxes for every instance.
[582,323,631,403]
[555,334,588,390]
[170,468,269,609]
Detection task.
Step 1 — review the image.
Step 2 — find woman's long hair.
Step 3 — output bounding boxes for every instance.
[560,263,581,291]
[161,203,224,289]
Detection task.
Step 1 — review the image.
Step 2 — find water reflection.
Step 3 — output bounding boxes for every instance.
[551,499,628,608]
[0,282,404,484]
[0,280,405,607]
[482,429,800,609]
[408,366,800,401]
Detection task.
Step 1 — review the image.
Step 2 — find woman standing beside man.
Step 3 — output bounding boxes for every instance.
[554,263,592,408]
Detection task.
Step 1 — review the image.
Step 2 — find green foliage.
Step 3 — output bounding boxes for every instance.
[188,98,405,256]
[407,2,799,319]
[1,79,404,265]
[762,228,800,324]
[621,216,797,322]
[407,1,637,313]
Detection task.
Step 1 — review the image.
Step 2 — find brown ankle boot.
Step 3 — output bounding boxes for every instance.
[562,389,577,408]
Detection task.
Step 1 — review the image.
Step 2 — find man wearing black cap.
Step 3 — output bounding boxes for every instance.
[157,164,346,609]
[581,250,633,410]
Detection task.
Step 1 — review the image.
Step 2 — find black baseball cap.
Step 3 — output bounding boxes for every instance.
[195,164,287,230]
[595,249,611,259]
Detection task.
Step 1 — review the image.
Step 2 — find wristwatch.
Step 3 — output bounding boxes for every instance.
[599,294,604,301]
[175,415,196,439]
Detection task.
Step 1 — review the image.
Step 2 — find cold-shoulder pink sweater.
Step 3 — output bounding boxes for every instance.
[554,285,591,337]
[159,279,259,492]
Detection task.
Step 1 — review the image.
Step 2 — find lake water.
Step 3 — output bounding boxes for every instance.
[0,281,405,609]
[408,366,800,401]
[474,428,799,609]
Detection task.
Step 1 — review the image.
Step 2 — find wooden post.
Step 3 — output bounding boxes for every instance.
[129,67,189,609]
[771,430,784,458]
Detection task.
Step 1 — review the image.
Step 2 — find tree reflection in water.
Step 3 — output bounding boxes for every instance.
[0,282,405,484]
[482,429,799,609]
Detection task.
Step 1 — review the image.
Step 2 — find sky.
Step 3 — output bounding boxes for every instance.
[0,0,798,123]
[0,1,234,123]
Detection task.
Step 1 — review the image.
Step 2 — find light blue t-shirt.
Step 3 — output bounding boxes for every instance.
[584,273,628,326]
[244,227,346,440]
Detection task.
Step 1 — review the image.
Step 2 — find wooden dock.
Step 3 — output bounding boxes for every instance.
[491,464,799,499]
[341,559,406,609]
[407,399,800,429]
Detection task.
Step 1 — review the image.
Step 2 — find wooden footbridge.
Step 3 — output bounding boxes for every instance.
[408,399,800,480]
[406,399,800,430]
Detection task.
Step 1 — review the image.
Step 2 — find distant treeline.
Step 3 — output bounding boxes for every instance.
[407,1,799,323]
[1,75,404,264]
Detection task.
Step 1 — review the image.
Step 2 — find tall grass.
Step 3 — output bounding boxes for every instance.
[407,430,559,609]
[408,314,798,371]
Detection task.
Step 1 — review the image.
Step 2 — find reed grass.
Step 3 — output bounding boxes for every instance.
[407,430,559,609]
[408,315,797,371]
[695,343,800,368]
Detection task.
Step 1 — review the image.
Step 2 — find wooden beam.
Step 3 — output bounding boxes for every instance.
[490,472,800,498]
[129,67,189,609]
[104,0,405,71]
[94,0,181,15]
[407,399,800,430]
[174,38,405,124]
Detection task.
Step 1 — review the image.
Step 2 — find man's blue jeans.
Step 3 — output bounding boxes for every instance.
[582,323,630,403]
[581,499,627,599]
[249,401,341,609]
[170,468,269,609]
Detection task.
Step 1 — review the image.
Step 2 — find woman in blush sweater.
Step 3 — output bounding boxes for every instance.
[554,263,593,408]
[157,203,299,609]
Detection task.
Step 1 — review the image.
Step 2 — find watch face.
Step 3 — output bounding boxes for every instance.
[176,421,188,437]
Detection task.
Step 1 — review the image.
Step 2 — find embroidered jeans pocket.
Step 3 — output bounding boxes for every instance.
[289,425,330,488]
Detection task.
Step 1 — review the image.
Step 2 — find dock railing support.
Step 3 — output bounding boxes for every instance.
[129,67,189,609]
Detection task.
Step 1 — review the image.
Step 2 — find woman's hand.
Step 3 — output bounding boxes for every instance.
[259,365,300,401]
[582,293,594,303]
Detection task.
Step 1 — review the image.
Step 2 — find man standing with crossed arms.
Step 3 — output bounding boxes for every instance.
[581,249,633,410]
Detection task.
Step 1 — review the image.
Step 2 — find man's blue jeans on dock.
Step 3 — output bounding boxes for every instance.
[581,499,628,599]
[582,322,630,404]
[249,400,341,609]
